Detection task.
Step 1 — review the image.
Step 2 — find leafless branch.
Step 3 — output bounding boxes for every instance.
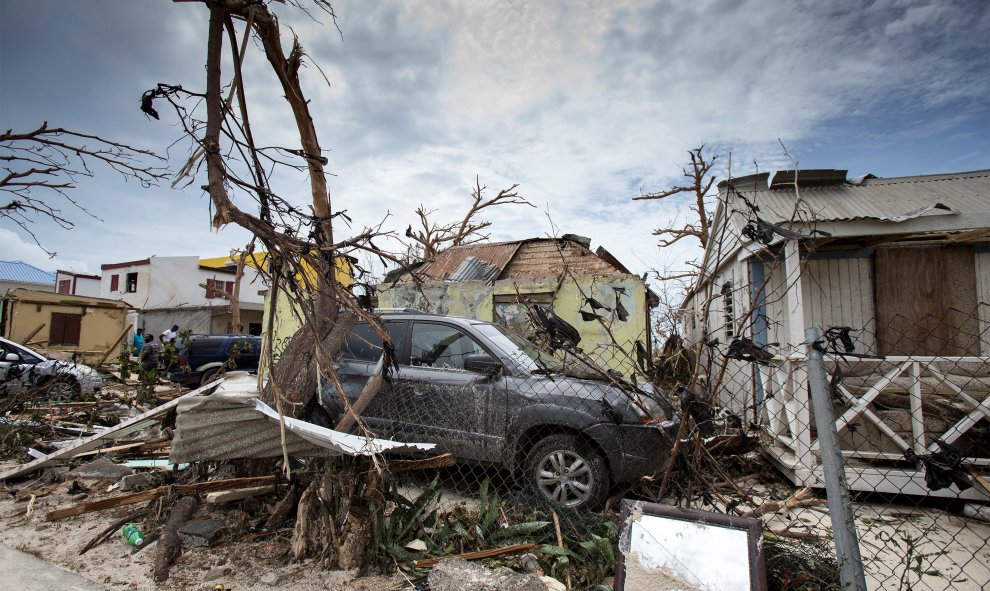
[403,176,533,260]
[0,122,167,253]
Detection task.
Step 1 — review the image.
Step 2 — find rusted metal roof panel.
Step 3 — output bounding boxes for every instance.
[730,169,990,224]
[415,241,524,281]
[445,256,502,283]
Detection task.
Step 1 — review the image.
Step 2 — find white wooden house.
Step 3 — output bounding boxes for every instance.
[682,169,990,500]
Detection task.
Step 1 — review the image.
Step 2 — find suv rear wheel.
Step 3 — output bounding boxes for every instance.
[526,434,609,509]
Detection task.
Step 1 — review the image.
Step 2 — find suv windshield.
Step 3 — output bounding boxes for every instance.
[473,323,563,374]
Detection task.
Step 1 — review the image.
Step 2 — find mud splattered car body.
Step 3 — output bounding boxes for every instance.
[315,311,674,508]
[0,336,101,398]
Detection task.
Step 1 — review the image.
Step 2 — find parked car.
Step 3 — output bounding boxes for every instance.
[0,336,102,398]
[314,311,675,509]
[166,334,261,387]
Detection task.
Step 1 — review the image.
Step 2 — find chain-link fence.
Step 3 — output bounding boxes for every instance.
[698,307,990,591]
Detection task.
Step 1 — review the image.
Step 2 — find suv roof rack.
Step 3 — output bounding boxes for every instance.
[374,307,428,315]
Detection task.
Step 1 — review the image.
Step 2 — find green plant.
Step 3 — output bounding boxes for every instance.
[763,532,840,591]
[874,530,949,591]
[538,519,618,588]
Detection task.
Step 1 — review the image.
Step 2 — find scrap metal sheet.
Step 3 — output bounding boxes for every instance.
[251,399,435,456]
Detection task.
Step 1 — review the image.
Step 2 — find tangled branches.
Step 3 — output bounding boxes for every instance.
[0,122,167,254]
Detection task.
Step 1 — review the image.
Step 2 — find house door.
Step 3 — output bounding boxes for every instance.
[49,313,82,346]
[875,246,980,356]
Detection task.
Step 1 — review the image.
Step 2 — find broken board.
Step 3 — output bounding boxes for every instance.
[0,379,224,481]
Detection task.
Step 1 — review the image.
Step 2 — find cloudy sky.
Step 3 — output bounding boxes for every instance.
[1,0,988,280]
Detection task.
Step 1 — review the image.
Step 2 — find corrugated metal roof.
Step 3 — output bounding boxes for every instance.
[0,260,56,285]
[728,169,990,224]
[170,373,435,464]
[414,241,525,282]
[445,256,502,283]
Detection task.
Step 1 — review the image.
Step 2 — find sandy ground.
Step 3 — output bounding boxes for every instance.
[0,476,411,591]
[762,501,990,590]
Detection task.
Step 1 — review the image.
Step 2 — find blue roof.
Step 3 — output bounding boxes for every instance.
[0,260,56,285]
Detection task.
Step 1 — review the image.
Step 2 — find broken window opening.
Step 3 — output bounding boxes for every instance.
[125,272,138,293]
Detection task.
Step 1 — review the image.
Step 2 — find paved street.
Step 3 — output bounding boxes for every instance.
[0,543,105,591]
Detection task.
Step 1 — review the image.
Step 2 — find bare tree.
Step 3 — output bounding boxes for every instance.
[404,176,533,260]
[0,122,166,254]
[634,145,718,249]
[144,0,419,569]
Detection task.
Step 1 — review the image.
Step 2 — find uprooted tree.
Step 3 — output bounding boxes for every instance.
[143,0,411,572]
[0,122,166,255]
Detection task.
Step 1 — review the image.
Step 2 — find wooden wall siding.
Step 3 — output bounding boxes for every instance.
[875,246,980,356]
[803,256,877,354]
[500,241,618,279]
[975,250,990,356]
[761,260,791,347]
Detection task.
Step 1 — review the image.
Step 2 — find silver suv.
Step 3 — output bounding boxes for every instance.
[0,336,102,398]
[315,311,673,509]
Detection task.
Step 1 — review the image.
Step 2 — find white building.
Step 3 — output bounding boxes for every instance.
[55,270,102,297]
[682,168,990,500]
[99,255,267,337]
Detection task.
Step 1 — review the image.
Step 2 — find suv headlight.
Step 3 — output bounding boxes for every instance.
[629,393,667,424]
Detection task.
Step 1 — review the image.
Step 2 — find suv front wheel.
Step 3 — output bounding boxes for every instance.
[526,434,609,509]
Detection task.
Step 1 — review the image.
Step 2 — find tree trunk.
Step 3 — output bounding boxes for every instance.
[153,496,196,582]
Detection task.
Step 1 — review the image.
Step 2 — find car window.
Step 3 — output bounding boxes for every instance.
[1,341,42,364]
[473,323,563,373]
[342,322,406,362]
[410,323,486,370]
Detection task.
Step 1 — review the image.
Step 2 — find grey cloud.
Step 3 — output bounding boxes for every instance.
[306,1,453,163]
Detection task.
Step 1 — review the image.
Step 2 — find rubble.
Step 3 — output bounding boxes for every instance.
[178,519,223,547]
[66,457,134,481]
[427,557,548,591]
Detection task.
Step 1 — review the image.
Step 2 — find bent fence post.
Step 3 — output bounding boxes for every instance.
[806,326,868,591]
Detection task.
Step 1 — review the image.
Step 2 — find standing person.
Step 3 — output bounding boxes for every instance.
[139,334,161,375]
[160,324,180,371]
[161,324,179,344]
[131,328,145,356]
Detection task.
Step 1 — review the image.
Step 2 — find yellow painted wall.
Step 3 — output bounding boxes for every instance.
[2,290,128,352]
[379,274,650,373]
[259,256,356,363]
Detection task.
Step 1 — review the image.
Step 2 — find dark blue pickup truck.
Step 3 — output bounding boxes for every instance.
[166,334,261,387]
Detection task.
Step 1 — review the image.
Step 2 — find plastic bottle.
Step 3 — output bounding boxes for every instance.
[121,523,144,547]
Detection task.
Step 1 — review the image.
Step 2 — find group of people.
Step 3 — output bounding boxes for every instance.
[132,324,179,374]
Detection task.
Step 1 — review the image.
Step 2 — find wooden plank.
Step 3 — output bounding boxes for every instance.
[95,323,133,368]
[927,365,990,422]
[975,251,990,356]
[934,392,990,450]
[876,246,979,356]
[22,323,46,344]
[909,362,927,456]
[833,384,911,453]
[833,361,910,433]
[412,543,537,569]
[46,476,276,521]
[206,485,275,504]
[0,379,223,481]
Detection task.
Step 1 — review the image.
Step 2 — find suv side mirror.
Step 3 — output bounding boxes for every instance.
[3,352,19,362]
[463,353,501,375]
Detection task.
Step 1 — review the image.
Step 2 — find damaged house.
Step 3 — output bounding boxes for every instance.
[379,236,658,373]
[682,168,990,499]
[100,255,267,337]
